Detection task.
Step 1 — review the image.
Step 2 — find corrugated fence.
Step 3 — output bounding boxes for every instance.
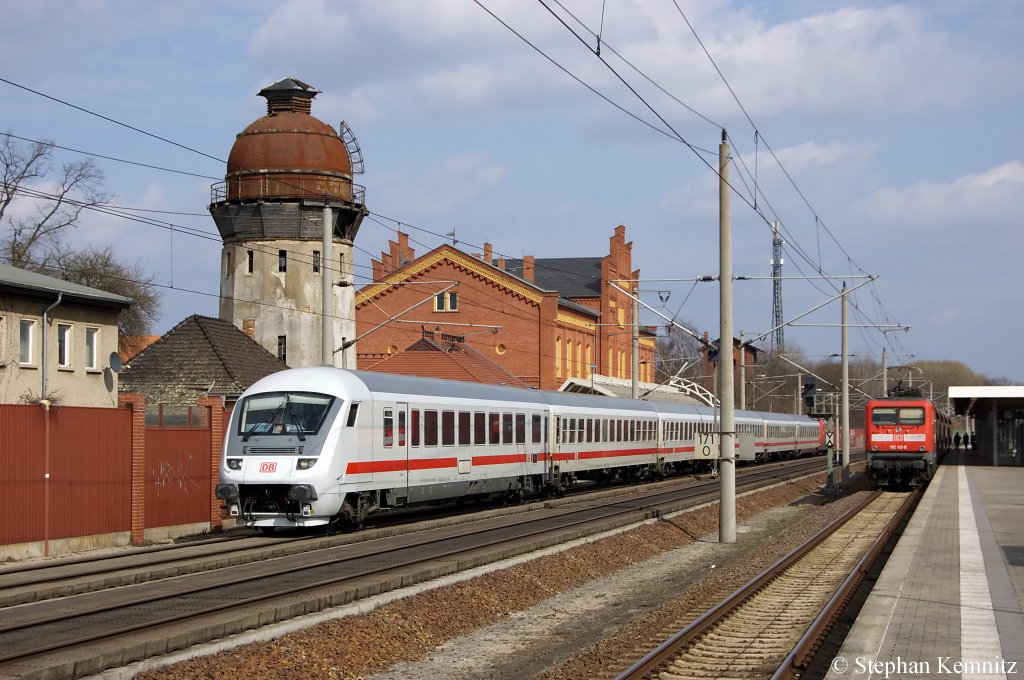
[0,395,225,553]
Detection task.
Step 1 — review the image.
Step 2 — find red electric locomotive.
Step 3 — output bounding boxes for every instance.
[864,397,950,485]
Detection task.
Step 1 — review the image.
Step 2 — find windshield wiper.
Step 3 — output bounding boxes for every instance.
[289,413,307,441]
[242,397,289,441]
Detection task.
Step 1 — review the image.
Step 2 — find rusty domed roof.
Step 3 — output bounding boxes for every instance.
[223,78,354,202]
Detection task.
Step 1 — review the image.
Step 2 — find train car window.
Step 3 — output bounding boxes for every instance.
[383,409,394,448]
[532,414,542,443]
[459,412,471,446]
[515,414,526,444]
[411,410,421,447]
[577,418,584,444]
[398,411,406,447]
[585,419,592,443]
[503,413,514,444]
[568,418,576,444]
[545,416,549,444]
[442,410,455,446]
[346,403,360,427]
[489,413,501,445]
[474,412,486,445]
[871,408,897,425]
[424,410,439,447]
[629,420,636,442]
[898,407,926,426]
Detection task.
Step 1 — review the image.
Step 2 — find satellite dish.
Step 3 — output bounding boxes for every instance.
[109,352,123,373]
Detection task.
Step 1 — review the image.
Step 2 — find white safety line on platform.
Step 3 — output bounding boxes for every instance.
[959,465,1007,680]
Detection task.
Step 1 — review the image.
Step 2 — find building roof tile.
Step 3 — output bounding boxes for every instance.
[118,315,287,405]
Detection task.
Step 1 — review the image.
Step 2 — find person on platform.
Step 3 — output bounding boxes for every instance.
[954,432,962,450]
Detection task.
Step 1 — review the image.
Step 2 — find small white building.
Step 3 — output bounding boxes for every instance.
[0,263,130,407]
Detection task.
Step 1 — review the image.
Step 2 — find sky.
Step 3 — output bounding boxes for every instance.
[2,0,1022,383]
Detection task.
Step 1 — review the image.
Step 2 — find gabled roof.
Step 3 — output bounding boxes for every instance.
[0,263,132,308]
[118,315,287,405]
[363,336,529,388]
[357,244,545,307]
[505,257,603,298]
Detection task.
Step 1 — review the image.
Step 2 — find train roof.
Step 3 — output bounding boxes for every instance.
[243,368,818,424]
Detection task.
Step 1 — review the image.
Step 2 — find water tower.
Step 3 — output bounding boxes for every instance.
[209,77,367,367]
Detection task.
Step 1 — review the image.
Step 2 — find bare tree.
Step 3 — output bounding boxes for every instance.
[2,133,161,336]
[655,321,705,383]
[50,245,160,337]
[1,133,110,270]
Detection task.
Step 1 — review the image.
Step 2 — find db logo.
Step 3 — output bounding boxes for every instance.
[259,462,277,473]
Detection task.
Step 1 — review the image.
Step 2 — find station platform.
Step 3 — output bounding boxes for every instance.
[826,451,1024,679]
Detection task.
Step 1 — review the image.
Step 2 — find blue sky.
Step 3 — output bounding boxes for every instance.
[2,0,1022,382]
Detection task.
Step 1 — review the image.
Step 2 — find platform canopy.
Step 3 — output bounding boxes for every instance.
[948,386,1024,417]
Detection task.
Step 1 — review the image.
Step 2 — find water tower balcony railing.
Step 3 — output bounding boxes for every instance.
[210,178,366,206]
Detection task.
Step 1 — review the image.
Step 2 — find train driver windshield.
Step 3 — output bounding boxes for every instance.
[239,392,335,441]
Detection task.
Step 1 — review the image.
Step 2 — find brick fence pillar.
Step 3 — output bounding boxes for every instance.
[119,393,146,545]
[200,396,225,531]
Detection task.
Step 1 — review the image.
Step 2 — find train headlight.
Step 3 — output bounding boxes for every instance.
[919,446,927,452]
[871,445,878,452]
[287,484,318,502]
[216,483,239,501]
[226,458,243,470]
[296,458,318,470]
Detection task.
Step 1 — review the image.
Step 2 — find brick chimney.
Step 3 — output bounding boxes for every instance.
[483,242,493,265]
[242,319,256,339]
[497,256,505,270]
[523,255,535,282]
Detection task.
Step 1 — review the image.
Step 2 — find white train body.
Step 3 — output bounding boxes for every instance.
[216,368,823,529]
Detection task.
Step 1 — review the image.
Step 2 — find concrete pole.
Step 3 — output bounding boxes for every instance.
[719,130,736,544]
[795,372,801,414]
[739,331,746,410]
[841,283,850,485]
[631,286,639,399]
[881,347,887,397]
[322,205,334,367]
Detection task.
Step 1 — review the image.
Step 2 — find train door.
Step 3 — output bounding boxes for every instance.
[547,414,561,485]
[397,402,409,497]
[379,402,409,496]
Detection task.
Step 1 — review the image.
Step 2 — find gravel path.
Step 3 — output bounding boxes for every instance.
[133,469,870,680]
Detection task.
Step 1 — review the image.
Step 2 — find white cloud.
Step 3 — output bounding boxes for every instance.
[249,0,353,59]
[661,139,876,217]
[377,152,506,219]
[416,63,498,112]
[859,161,1024,227]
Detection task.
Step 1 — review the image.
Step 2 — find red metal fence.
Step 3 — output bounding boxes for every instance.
[0,404,132,546]
[145,428,212,527]
[0,396,225,553]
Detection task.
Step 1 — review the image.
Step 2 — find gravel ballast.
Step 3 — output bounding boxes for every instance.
[127,469,870,680]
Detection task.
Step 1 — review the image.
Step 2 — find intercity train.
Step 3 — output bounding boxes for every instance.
[216,368,826,530]
[864,397,950,485]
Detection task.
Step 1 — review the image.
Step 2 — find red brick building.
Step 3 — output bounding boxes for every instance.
[355,225,655,390]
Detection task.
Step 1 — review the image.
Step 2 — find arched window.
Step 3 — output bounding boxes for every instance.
[576,341,583,377]
[586,344,592,376]
[566,340,574,377]
[555,337,562,377]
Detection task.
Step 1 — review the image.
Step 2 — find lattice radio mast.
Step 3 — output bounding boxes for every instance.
[770,222,785,353]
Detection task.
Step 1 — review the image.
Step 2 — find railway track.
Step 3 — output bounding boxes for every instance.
[0,455,856,680]
[615,485,918,680]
